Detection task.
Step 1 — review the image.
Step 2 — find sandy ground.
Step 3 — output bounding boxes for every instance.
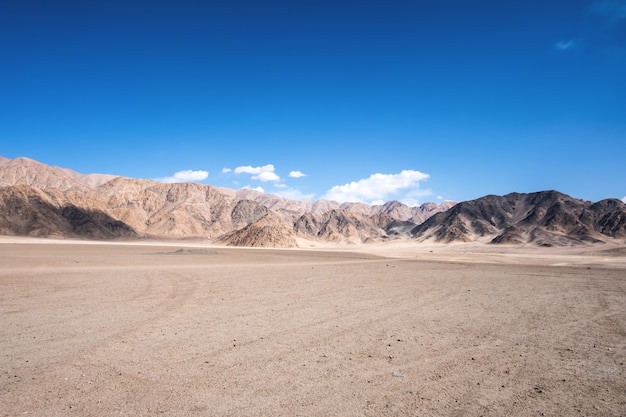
[1,238,625,416]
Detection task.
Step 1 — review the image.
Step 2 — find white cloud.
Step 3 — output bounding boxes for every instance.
[622,196,626,203]
[233,164,273,175]
[323,170,430,205]
[221,167,232,174]
[242,185,265,193]
[256,170,280,182]
[156,169,209,183]
[233,164,280,182]
[289,170,307,178]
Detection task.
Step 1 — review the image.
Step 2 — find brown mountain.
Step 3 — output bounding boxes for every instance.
[0,156,117,191]
[0,184,137,239]
[0,156,454,246]
[411,190,626,246]
[4,156,622,248]
[294,209,390,244]
[216,211,298,248]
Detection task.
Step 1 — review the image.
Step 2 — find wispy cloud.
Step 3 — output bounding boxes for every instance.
[590,0,626,26]
[587,0,626,53]
[274,187,316,201]
[622,196,626,203]
[156,169,209,183]
[555,1,626,56]
[221,167,232,174]
[288,170,307,178]
[232,164,280,182]
[555,40,576,51]
[323,170,431,205]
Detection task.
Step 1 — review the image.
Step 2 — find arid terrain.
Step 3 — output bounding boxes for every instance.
[3,156,625,248]
[1,237,625,416]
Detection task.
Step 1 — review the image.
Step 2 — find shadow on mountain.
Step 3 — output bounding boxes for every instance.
[0,185,137,239]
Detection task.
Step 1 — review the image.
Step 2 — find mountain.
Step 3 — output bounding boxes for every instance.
[0,156,117,191]
[218,185,456,218]
[411,190,626,246]
[0,184,137,239]
[294,209,389,244]
[216,211,298,248]
[1,156,624,247]
[0,156,453,246]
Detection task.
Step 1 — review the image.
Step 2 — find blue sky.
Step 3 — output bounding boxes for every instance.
[1,0,625,205]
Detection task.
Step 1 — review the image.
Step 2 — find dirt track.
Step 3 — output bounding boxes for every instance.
[1,241,625,416]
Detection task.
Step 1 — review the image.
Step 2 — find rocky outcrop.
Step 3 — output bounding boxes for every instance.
[216,212,298,247]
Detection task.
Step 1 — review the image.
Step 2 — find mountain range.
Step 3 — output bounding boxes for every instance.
[1,156,624,247]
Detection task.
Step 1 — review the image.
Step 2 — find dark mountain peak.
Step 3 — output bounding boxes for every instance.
[412,190,626,246]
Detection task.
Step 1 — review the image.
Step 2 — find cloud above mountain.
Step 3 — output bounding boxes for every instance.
[242,185,265,193]
[156,170,209,183]
[220,164,435,205]
[289,170,306,178]
[323,170,430,205]
[232,164,280,182]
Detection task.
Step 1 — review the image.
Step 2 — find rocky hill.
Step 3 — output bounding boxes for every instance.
[411,190,626,246]
[216,211,298,248]
[2,156,624,247]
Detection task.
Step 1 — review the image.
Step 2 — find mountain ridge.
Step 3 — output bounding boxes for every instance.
[411,190,626,246]
[1,156,624,248]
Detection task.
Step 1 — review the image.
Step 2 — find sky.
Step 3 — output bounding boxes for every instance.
[1,0,625,205]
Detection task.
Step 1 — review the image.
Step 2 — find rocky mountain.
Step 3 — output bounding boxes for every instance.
[0,156,117,191]
[218,185,456,218]
[2,156,624,247]
[411,190,626,246]
[216,211,298,248]
[294,209,390,244]
[0,156,453,246]
[0,184,137,239]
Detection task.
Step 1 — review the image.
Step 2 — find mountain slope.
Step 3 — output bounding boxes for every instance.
[294,209,389,244]
[216,211,298,247]
[0,157,117,191]
[411,190,626,246]
[0,185,137,239]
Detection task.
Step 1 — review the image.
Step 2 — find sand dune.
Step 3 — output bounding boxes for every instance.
[1,239,625,416]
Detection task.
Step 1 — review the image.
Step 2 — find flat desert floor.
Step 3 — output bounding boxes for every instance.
[1,238,625,416]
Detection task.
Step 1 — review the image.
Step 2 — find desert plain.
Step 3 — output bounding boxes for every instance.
[1,237,625,416]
